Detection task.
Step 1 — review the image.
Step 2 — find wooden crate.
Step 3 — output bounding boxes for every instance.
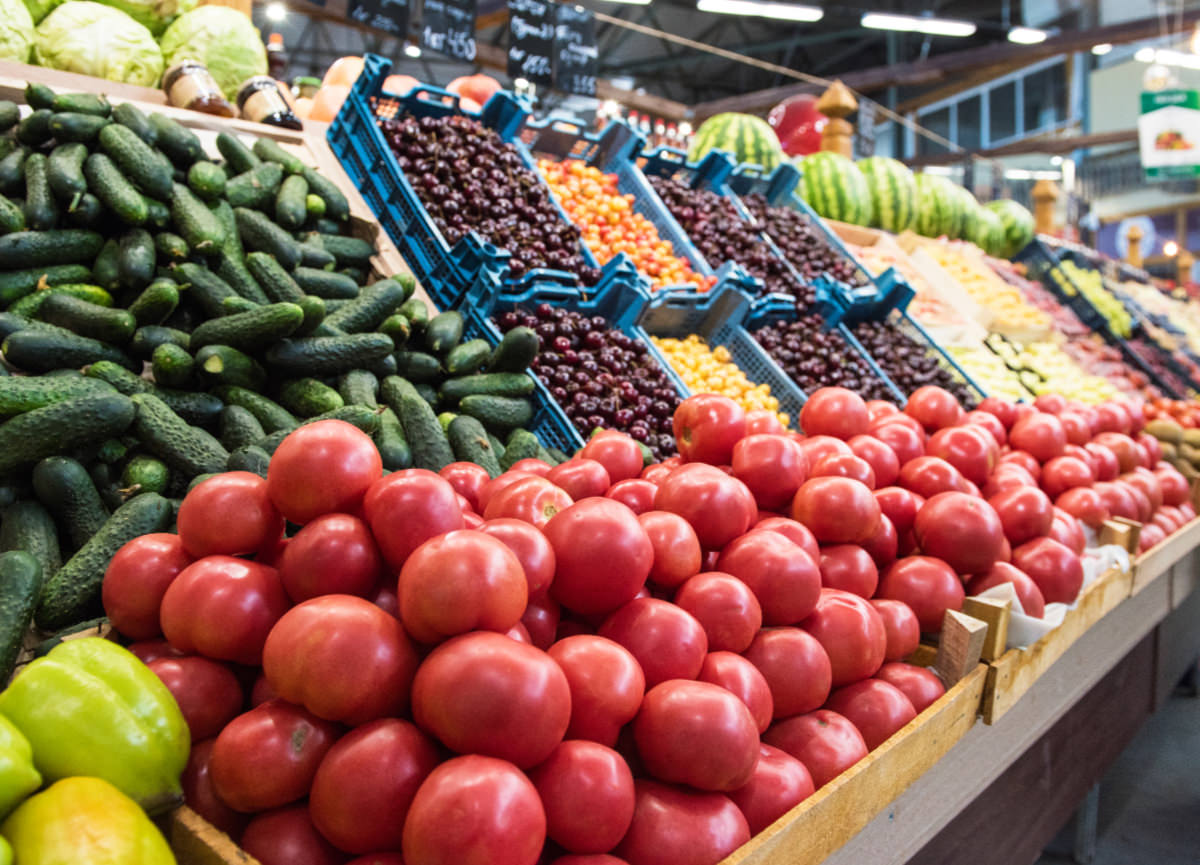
[167,807,259,865]
[1134,516,1200,596]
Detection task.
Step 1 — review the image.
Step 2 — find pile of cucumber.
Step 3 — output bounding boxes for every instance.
[0,82,561,652]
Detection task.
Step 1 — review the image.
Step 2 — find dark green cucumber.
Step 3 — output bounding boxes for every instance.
[65,193,103,229]
[300,166,350,222]
[325,278,408,333]
[215,253,269,305]
[213,385,297,433]
[148,114,204,167]
[17,110,52,148]
[47,142,88,204]
[298,238,337,270]
[154,232,189,263]
[235,207,301,270]
[187,161,226,202]
[0,501,60,586]
[0,551,43,682]
[91,238,121,291]
[225,445,270,477]
[245,251,304,303]
[189,301,303,351]
[338,369,379,407]
[98,123,173,201]
[128,278,180,326]
[295,295,326,336]
[0,101,20,132]
[381,376,454,471]
[265,332,394,377]
[0,147,27,196]
[440,373,535,403]
[219,404,266,451]
[51,92,111,117]
[488,326,539,372]
[292,267,358,299]
[129,392,229,476]
[224,163,283,210]
[2,328,135,372]
[151,342,193,389]
[546,446,570,465]
[117,228,156,291]
[398,296,428,330]
[175,262,237,317]
[374,407,411,470]
[94,438,130,464]
[36,293,136,345]
[500,428,541,470]
[220,296,257,315]
[195,344,267,391]
[85,153,147,226]
[170,183,225,254]
[275,174,308,230]
[445,339,492,376]
[143,196,170,230]
[252,138,305,175]
[314,233,376,268]
[426,311,464,354]
[112,102,157,146]
[278,377,344,417]
[394,351,441,383]
[9,283,112,318]
[256,405,381,453]
[0,375,114,416]
[448,415,501,477]
[32,457,110,551]
[129,325,190,360]
[48,112,109,144]
[22,154,59,232]
[0,193,23,235]
[0,312,67,341]
[339,266,367,285]
[35,492,171,631]
[378,313,411,347]
[489,433,507,464]
[24,83,55,110]
[0,393,136,474]
[216,133,260,174]
[120,455,170,496]
[210,198,241,255]
[539,445,563,466]
[460,394,533,431]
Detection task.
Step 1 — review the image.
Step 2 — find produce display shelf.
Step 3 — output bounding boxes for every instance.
[1133,514,1200,596]
[165,806,251,865]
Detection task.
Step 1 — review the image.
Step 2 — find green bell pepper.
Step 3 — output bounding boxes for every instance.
[0,637,188,815]
[0,714,40,821]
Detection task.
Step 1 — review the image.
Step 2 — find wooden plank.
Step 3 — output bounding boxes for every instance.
[167,807,259,865]
[962,597,1010,663]
[1134,516,1200,595]
[981,564,1134,724]
[0,60,165,105]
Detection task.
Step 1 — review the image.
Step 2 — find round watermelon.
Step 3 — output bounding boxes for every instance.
[951,185,980,241]
[985,199,1036,258]
[687,113,783,172]
[795,151,873,226]
[913,174,963,238]
[857,156,916,233]
[970,207,1007,257]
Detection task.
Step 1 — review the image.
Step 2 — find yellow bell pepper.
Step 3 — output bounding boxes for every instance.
[1,777,176,865]
[0,714,40,822]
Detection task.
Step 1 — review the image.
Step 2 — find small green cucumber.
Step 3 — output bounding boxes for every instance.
[216,133,261,174]
[187,161,227,202]
[48,112,109,144]
[32,456,110,551]
[235,207,302,270]
[245,251,304,303]
[151,342,194,389]
[170,183,226,254]
[22,154,59,232]
[195,344,267,391]
[0,503,59,598]
[213,385,298,433]
[338,369,379,407]
[275,173,309,230]
[117,228,156,292]
[84,153,147,226]
[120,455,170,496]
[278,377,344,417]
[444,338,492,376]
[128,278,180,326]
[47,142,88,204]
[374,407,412,470]
[112,102,157,146]
[252,138,305,175]
[98,123,174,201]
[129,392,229,477]
[219,404,266,451]
[36,293,136,345]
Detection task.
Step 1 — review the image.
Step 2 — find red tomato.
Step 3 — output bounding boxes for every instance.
[1125,468,1164,511]
[861,514,899,570]
[800,387,869,440]
[1012,538,1083,605]
[1084,443,1120,481]
[818,545,878,598]
[983,465,1037,499]
[278,514,382,603]
[477,518,556,597]
[599,598,708,687]
[1156,464,1190,506]
[309,718,439,854]
[795,435,853,468]
[640,463,674,485]
[403,755,546,865]
[182,739,246,838]
[905,386,963,432]
[412,631,570,768]
[696,650,771,733]
[439,462,490,511]
[763,710,868,789]
[548,635,646,747]
[1049,509,1087,556]
[987,486,1054,546]
[749,517,820,561]
[210,700,339,812]
[267,420,382,524]
[810,453,876,489]
[674,395,746,465]
[178,472,282,559]
[654,463,757,550]
[484,476,573,528]
[898,456,967,499]
[1139,524,1166,551]
[868,599,921,661]
[743,627,832,719]
[966,561,1046,618]
[727,743,813,835]
[102,533,192,640]
[674,571,762,653]
[876,556,965,633]
[128,639,182,664]
[874,662,945,713]
[363,471,464,572]
[914,492,1005,576]
[522,591,561,650]
[869,420,925,466]
[1095,481,1138,522]
[606,479,658,514]
[249,673,276,707]
[1094,403,1132,435]
[579,432,644,483]
[615,779,749,865]
[398,530,527,644]
[964,410,1007,446]
[746,409,785,436]
[1034,393,1067,415]
[529,740,635,854]
[978,396,1017,429]
[1000,450,1041,479]
[509,458,553,476]
[1055,487,1110,529]
[477,471,536,513]
[825,679,916,750]
[866,399,899,422]
[546,498,653,616]
[716,530,821,625]
[548,856,630,865]
[548,459,612,501]
[637,510,702,588]
[1040,456,1095,499]
[926,426,996,486]
[1058,411,1091,446]
[241,806,346,865]
[1137,432,1162,465]
[160,556,290,665]
[732,434,808,509]
[147,656,242,741]
[847,435,900,488]
[791,476,880,545]
[799,589,886,687]
[1009,414,1067,463]
[346,856,406,865]
[873,486,921,534]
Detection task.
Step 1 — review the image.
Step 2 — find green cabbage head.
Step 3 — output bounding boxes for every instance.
[0,0,35,61]
[160,6,267,101]
[34,1,163,86]
[22,0,65,26]
[94,0,199,36]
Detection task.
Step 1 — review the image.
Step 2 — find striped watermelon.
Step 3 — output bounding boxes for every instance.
[985,199,1035,258]
[913,174,963,238]
[970,206,1007,257]
[857,156,917,233]
[687,113,783,172]
[795,151,873,226]
[951,185,980,240]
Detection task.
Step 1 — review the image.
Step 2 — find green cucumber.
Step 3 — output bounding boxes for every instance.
[47,142,88,206]
[2,328,135,372]
[0,193,23,235]
[235,207,301,270]
[378,313,411,346]
[300,166,350,222]
[245,251,304,303]
[128,278,180,326]
[220,296,257,315]
[0,393,136,474]
[129,392,229,476]
[325,278,408,333]
[275,174,308,230]
[143,196,170,230]
[445,338,492,376]
[120,455,170,496]
[448,415,501,477]
[117,228,156,291]
[175,262,237,318]
[22,154,59,232]
[0,312,67,341]
[381,376,454,471]
[338,369,379,408]
[90,239,121,291]
[426,311,464,354]
[265,332,394,377]
[36,294,136,345]
[291,267,358,299]
[189,301,303,351]
[84,153,147,226]
[488,326,539,372]
[398,297,428,330]
[394,351,441,383]
[65,193,103,229]
[195,344,267,391]
[219,404,266,451]
[148,113,204,167]
[439,373,535,403]
[211,199,241,257]
[216,133,261,174]
[151,342,194,389]
[10,283,112,318]
[170,183,225,254]
[112,102,157,146]
[17,110,52,148]
[278,377,344,417]
[32,457,110,551]
[414,382,438,407]
[98,123,174,201]
[0,501,60,588]
[460,394,533,431]
[129,325,190,360]
[305,194,325,218]
[500,428,541,470]
[0,101,19,132]
[0,551,43,682]
[24,83,55,110]
[256,405,381,453]
[374,407,411,470]
[0,147,27,196]
[215,253,270,305]
[51,92,111,117]
[252,138,305,175]
[295,294,326,336]
[315,233,376,268]
[48,112,109,144]
[0,375,114,416]
[154,232,189,263]
[187,161,226,202]
[224,163,283,210]
[213,385,297,433]
[225,445,270,477]
[298,238,337,270]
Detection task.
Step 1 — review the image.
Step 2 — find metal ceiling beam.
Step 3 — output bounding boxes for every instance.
[598,29,863,76]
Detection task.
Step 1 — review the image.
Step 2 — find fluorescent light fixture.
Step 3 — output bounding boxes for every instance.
[861,12,976,37]
[597,0,652,5]
[1135,47,1200,70]
[1050,155,1063,165]
[1091,43,1112,55]
[1165,240,1179,256]
[1135,46,1158,63]
[698,0,824,22]
[922,165,955,176]
[1008,26,1047,44]
[403,43,422,58]
[265,2,286,21]
[1003,169,1061,180]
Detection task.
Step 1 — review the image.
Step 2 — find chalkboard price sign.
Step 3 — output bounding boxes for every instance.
[422,0,477,62]
[553,4,597,96]
[507,0,555,86]
[348,0,409,37]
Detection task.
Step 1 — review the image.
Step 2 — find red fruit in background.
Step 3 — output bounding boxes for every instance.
[768,93,826,156]
[1139,523,1166,551]
[1059,412,1091,445]
[549,635,645,747]
[1034,394,1067,415]
[964,410,1007,446]
[509,459,554,476]
[866,399,898,421]
[988,485,1054,545]
[914,492,1005,576]
[825,679,916,750]
[478,471,536,514]
[750,517,820,561]
[861,514,898,570]
[440,461,490,511]
[1123,483,1153,523]
[1093,432,1139,473]
[732,434,808,509]
[978,397,1017,429]
[800,588,886,687]
[1009,413,1067,463]
[764,710,868,789]
[638,510,702,588]
[673,395,746,465]
[548,459,612,501]
[905,386,963,432]
[403,755,546,865]
[728,743,814,835]
[1040,456,1095,499]
[795,435,853,469]
[792,476,880,545]
[876,556,965,633]
[1137,432,1163,465]
[478,518,556,597]
[873,486,921,534]
[847,434,900,487]
[874,662,945,713]
[529,740,635,854]
[580,431,644,483]
[674,571,763,653]
[926,426,997,487]
[811,453,876,489]
[1012,538,1084,605]
[745,409,786,436]
[278,514,382,603]
[898,456,967,499]
[363,470,464,572]
[984,465,1037,499]
[654,463,757,550]
[447,72,502,104]
[966,561,1046,618]
[717,530,821,626]
[1049,509,1087,556]
[102,533,192,641]
[1000,450,1042,479]
[267,420,382,524]
[1085,443,1120,481]
[800,387,870,440]
[615,779,750,865]
[485,476,573,528]
[869,599,921,661]
[606,479,658,514]
[182,739,246,838]
[1125,468,1164,512]
[870,420,925,466]
[1054,487,1108,529]
[698,650,774,733]
[600,598,708,687]
[1094,402,1132,435]
[241,806,345,865]
[178,472,282,558]
[147,656,242,742]
[818,544,878,598]
[1096,481,1138,522]
[743,627,832,719]
[1156,464,1190,506]
[547,497,653,616]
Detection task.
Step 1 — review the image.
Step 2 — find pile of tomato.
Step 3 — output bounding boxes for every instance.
[98,382,1193,865]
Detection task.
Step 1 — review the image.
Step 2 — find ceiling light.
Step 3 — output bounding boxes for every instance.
[1165,240,1179,256]
[596,0,652,5]
[861,12,976,37]
[1008,26,1047,44]
[1050,155,1063,165]
[1150,47,1200,70]
[697,0,824,22]
[404,43,422,58]
[1091,43,1112,55]
[265,2,286,21]
[1135,46,1158,63]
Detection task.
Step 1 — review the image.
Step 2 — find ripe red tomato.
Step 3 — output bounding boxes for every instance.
[868,599,920,661]
[791,476,880,545]
[267,420,382,524]
[873,486,921,534]
[866,399,898,422]
[102,533,192,640]
[606,479,658,514]
[876,556,965,633]
[869,420,925,466]
[398,530,527,644]
[964,410,1007,446]
[966,561,1046,618]
[743,627,832,719]
[277,514,382,603]
[1009,414,1067,464]
[1049,509,1087,556]
[363,471,464,572]
[484,476,574,528]
[847,435,900,488]
[1040,456,1095,499]
[818,545,878,598]
[147,656,243,741]
[637,510,702,588]
[674,571,762,653]
[599,597,708,687]
[546,498,653,616]
[874,662,945,713]
[160,556,290,665]
[698,651,774,733]
[1055,487,1110,529]
[800,387,869,440]
[1095,481,1137,522]
[580,431,645,483]
[522,592,561,650]
[1125,468,1164,511]
[615,779,749,865]
[764,710,868,789]
[732,434,808,509]
[861,514,899,570]
[210,699,340,812]
[898,456,968,499]
[905,386,963,432]
[825,679,916,750]
[727,743,813,835]
[128,640,182,664]
[1011,538,1083,605]
[749,517,820,561]
[716,531,820,626]
[674,394,746,465]
[745,409,785,436]
[1083,443,1119,482]
[182,739,246,838]
[241,805,345,865]
[548,459,612,501]
[1156,464,1190,506]
[810,453,876,489]
[548,635,645,747]
[403,755,546,865]
[1058,411,1091,446]
[529,740,635,854]
[800,589,886,687]
[509,458,554,477]
[654,463,757,550]
[915,492,1006,576]
[439,462,490,511]
[978,396,1017,429]
[1139,524,1166,551]
[477,471,536,513]
[795,435,853,468]
[178,472,282,559]
[412,631,570,768]
[1137,432,1162,464]
[987,486,1054,546]
[472,520,553,598]
[926,426,996,487]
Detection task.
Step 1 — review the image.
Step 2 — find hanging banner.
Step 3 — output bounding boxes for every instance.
[507,0,555,86]
[1139,89,1200,179]
[553,4,597,97]
[421,0,477,62]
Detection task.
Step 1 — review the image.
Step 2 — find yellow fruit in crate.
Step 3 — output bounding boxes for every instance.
[652,335,788,428]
